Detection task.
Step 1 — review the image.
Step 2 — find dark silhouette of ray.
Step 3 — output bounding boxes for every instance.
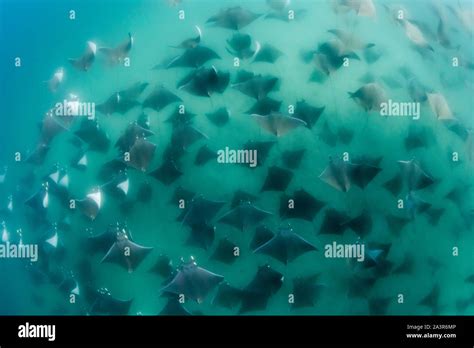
[74,119,110,152]
[115,122,154,153]
[282,149,305,169]
[212,282,242,309]
[195,145,217,166]
[383,174,403,196]
[206,107,230,127]
[143,85,182,112]
[352,155,383,167]
[319,157,351,192]
[178,66,229,97]
[77,188,102,221]
[25,143,50,166]
[127,137,156,172]
[242,140,275,167]
[171,122,208,151]
[404,125,435,151]
[149,158,183,186]
[233,74,279,100]
[166,46,220,69]
[368,296,391,315]
[291,274,325,309]
[239,264,283,314]
[96,92,139,116]
[398,159,435,191]
[177,195,225,227]
[261,166,293,192]
[218,201,272,231]
[230,190,257,208]
[319,208,350,235]
[279,189,324,222]
[348,82,386,112]
[186,222,215,250]
[24,184,49,218]
[226,33,255,59]
[159,296,191,316]
[253,43,283,63]
[405,191,432,219]
[165,106,197,128]
[101,230,153,273]
[245,96,282,115]
[342,210,372,237]
[348,161,382,189]
[419,284,441,314]
[86,224,127,255]
[206,6,261,30]
[254,225,317,264]
[162,143,185,162]
[149,254,174,279]
[253,112,306,137]
[227,32,251,51]
[211,238,238,264]
[309,40,361,76]
[170,186,196,206]
[161,259,224,303]
[136,181,153,203]
[89,288,133,315]
[250,225,274,250]
[293,100,325,129]
[360,243,392,270]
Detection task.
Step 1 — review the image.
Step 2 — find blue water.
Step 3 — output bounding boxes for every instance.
[0,0,473,315]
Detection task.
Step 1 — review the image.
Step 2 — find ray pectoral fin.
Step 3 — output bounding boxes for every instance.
[319,166,340,191]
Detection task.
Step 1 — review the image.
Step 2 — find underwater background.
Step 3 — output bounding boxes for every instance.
[0,0,473,315]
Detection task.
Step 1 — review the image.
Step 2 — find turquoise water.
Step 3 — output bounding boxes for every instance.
[0,0,473,315]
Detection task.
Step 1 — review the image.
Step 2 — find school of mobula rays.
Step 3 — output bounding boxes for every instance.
[1,0,473,315]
